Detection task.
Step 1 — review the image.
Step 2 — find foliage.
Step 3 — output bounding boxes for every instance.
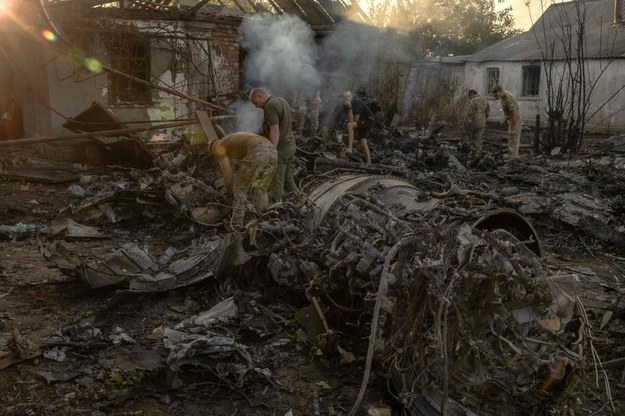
[377,60,464,127]
[365,0,521,56]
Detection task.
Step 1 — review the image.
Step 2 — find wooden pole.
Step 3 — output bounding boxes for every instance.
[0,120,197,147]
[534,114,541,154]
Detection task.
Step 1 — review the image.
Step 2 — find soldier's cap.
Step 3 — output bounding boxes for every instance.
[468,89,478,96]
[491,85,503,95]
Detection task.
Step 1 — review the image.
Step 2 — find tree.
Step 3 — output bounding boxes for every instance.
[365,0,521,56]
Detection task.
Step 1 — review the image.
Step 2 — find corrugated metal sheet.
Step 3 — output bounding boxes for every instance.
[533,0,614,27]
[467,0,625,62]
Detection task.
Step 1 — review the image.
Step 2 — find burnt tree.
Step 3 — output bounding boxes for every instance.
[533,0,622,153]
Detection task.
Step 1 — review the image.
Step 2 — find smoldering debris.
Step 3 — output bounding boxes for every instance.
[39,235,241,291]
[3,122,625,415]
[160,328,254,384]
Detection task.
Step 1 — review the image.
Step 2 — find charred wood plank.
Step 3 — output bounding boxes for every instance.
[196,110,221,144]
[272,0,307,20]
[313,157,405,176]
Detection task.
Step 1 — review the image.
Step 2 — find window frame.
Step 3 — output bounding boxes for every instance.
[521,65,541,97]
[486,67,500,95]
[108,39,153,105]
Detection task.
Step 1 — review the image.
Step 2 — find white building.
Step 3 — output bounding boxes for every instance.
[463,0,625,133]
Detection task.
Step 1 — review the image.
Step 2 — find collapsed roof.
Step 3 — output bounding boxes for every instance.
[42,0,371,26]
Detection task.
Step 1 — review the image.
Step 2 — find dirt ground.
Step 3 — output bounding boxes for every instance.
[0,182,391,416]
[1,127,624,416]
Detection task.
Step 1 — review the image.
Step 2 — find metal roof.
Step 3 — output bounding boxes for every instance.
[466,0,625,62]
[43,0,370,26]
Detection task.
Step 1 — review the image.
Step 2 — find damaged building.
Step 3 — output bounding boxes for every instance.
[0,0,243,138]
[463,0,625,132]
[0,0,369,140]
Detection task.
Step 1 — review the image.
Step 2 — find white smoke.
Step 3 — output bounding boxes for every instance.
[319,21,413,96]
[240,14,320,105]
[238,14,415,130]
[227,100,264,134]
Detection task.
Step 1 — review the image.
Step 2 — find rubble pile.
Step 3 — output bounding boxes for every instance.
[248,169,587,414]
[2,126,625,415]
[386,223,582,415]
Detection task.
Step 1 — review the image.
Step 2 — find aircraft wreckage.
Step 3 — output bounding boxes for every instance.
[39,154,588,415]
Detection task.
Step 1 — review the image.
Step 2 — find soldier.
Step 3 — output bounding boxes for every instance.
[249,88,298,202]
[341,89,372,165]
[465,89,490,155]
[291,58,322,136]
[208,132,277,231]
[492,85,522,158]
[295,87,322,136]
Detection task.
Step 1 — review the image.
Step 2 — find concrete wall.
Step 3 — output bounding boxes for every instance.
[10,17,240,137]
[464,59,625,134]
[7,34,54,137]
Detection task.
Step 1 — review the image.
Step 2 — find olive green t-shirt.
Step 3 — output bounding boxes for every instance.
[260,96,296,157]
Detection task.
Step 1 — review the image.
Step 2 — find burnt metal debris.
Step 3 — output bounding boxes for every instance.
[26,124,625,414]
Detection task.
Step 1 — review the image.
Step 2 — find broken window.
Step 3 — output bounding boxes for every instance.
[108,39,152,104]
[486,67,499,93]
[522,65,541,96]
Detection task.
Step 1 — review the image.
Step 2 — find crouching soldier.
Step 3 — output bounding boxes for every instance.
[465,89,490,155]
[209,132,277,231]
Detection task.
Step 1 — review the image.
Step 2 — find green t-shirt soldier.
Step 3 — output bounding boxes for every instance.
[249,88,298,202]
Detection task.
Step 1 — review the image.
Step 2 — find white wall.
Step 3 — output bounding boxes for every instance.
[464,59,625,134]
[8,34,54,137]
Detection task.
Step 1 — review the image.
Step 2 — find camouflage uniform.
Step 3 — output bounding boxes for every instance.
[292,63,321,136]
[500,91,522,158]
[465,95,490,154]
[211,132,277,229]
[295,90,321,136]
[231,141,277,228]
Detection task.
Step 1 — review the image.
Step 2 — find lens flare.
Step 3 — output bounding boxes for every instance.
[84,57,103,73]
[41,29,57,42]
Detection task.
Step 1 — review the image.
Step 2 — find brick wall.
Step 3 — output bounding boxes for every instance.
[211,23,241,95]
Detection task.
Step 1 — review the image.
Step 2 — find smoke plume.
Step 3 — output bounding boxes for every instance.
[240,14,320,103]
[227,100,264,134]
[238,13,414,129]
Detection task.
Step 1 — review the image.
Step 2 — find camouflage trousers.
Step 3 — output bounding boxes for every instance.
[295,96,320,136]
[467,123,486,154]
[231,142,277,229]
[507,117,522,158]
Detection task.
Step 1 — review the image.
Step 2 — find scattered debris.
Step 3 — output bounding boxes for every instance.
[2,113,625,415]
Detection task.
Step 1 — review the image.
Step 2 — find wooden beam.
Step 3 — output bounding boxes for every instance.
[195,110,221,143]
[186,0,212,15]
[0,120,197,147]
